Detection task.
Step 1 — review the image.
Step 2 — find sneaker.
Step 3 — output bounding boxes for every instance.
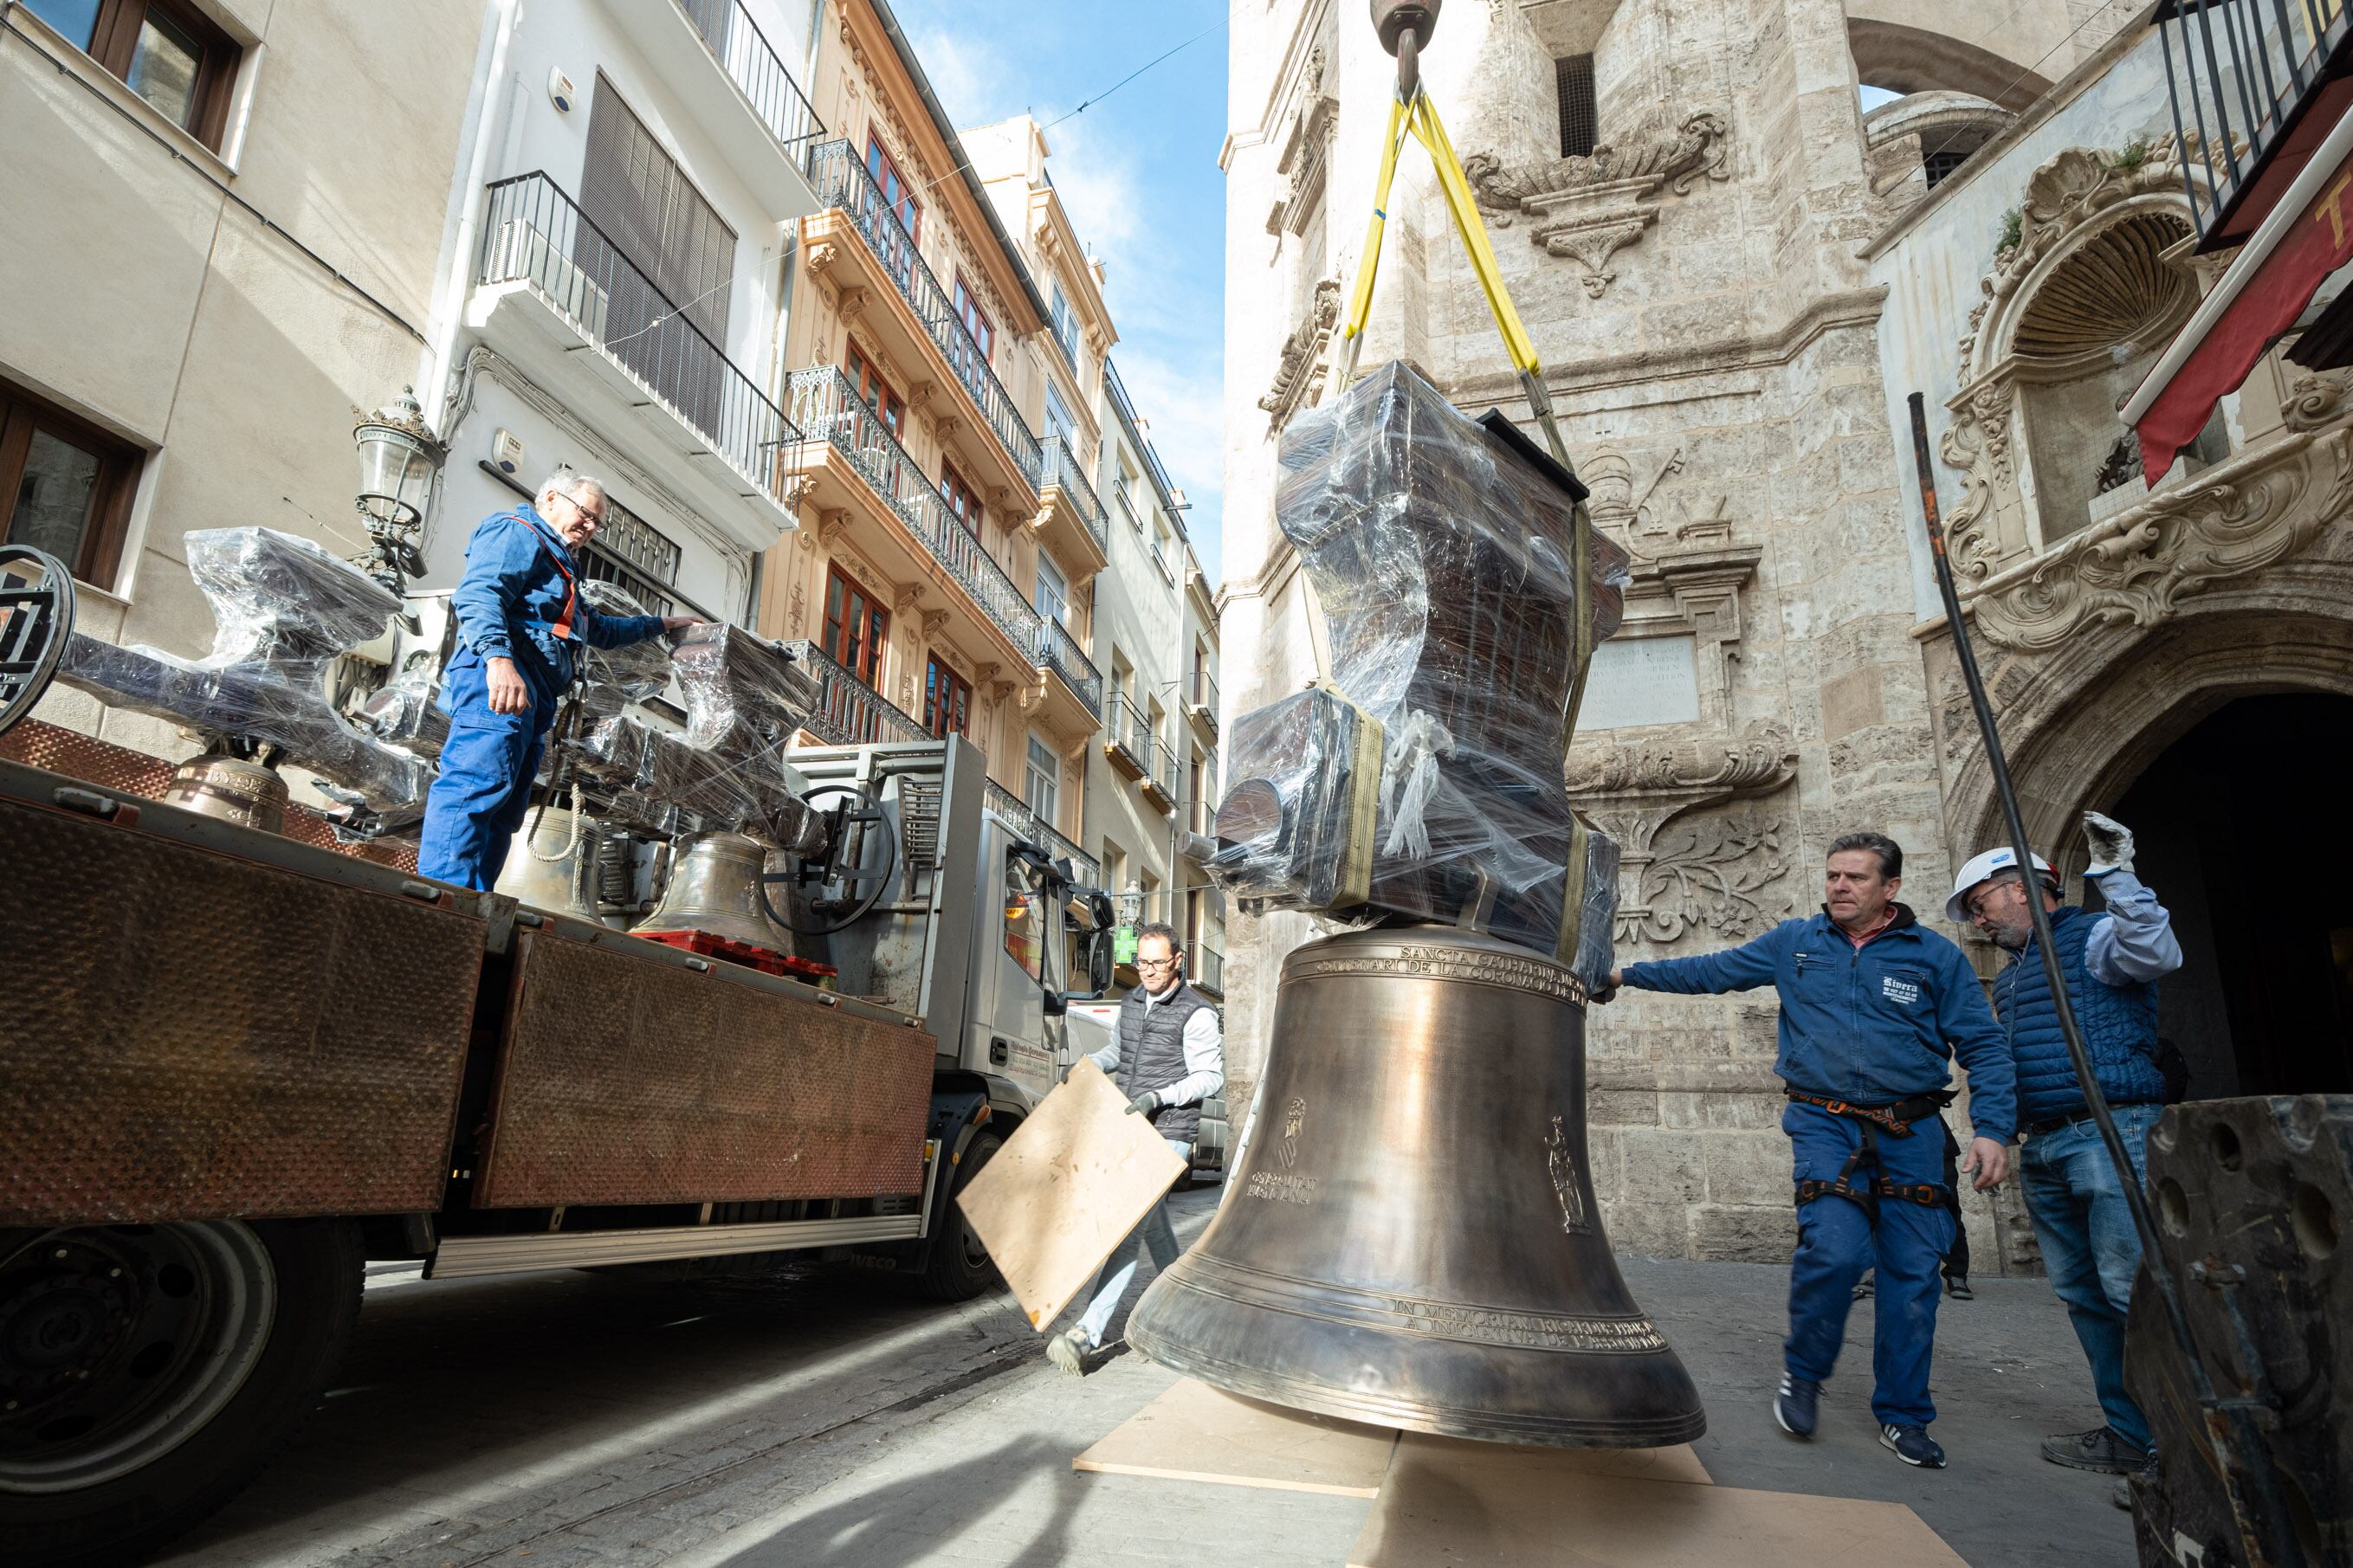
[2040,1427,2151,1474]
[1852,1272,1875,1300]
[2111,1477,2135,1512]
[1773,1373,1820,1438]
[1880,1423,1947,1468]
[1044,1327,1091,1378]
[1944,1276,1975,1300]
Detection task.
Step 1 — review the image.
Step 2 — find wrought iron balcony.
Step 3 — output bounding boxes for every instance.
[2156,0,2353,248]
[785,366,1043,655]
[475,173,804,528]
[1192,943,1225,997]
[784,639,928,746]
[984,777,1099,883]
[1040,436,1109,552]
[1190,668,1219,720]
[805,140,1043,489]
[1106,690,1154,781]
[1104,358,1186,518]
[677,0,823,156]
[1146,733,1180,811]
[1035,616,1102,715]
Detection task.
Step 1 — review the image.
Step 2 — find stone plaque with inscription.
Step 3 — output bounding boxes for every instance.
[1579,635,1702,730]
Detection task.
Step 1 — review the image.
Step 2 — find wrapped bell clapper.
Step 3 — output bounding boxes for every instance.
[1130,362,1705,1449]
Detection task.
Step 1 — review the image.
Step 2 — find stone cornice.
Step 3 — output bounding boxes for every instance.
[1447,287,1889,407]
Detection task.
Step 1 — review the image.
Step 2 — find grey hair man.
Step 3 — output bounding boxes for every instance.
[1045,921,1224,1375]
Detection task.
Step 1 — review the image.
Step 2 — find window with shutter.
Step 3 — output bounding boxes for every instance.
[1556,55,1597,158]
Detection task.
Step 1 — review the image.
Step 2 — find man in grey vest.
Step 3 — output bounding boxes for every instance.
[1046,921,1224,1376]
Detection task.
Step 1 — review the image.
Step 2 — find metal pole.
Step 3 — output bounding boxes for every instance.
[1904,393,2298,1568]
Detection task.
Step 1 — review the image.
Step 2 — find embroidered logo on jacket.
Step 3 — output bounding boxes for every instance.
[1881,974,1922,1006]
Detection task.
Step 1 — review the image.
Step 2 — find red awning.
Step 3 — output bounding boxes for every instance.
[2127,100,2353,475]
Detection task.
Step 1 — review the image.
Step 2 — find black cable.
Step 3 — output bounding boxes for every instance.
[1905,392,2303,1567]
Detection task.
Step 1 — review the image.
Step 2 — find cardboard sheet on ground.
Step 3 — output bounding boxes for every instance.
[1348,1442,1964,1568]
[954,1058,1189,1330]
[1072,1378,1401,1496]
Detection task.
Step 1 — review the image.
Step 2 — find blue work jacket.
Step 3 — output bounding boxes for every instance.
[1622,905,2019,1141]
[447,505,664,694]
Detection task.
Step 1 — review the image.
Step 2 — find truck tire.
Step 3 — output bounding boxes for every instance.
[0,1217,363,1568]
[917,1131,1003,1301]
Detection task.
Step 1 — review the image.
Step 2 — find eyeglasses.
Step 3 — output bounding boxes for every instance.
[1135,956,1179,970]
[559,493,605,528]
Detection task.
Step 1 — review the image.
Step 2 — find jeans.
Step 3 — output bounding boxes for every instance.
[2020,1100,2161,1454]
[1072,1139,1192,1349]
[1782,1100,1956,1427]
[417,650,562,891]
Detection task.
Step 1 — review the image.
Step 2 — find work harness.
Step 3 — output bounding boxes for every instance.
[1786,1089,1957,1216]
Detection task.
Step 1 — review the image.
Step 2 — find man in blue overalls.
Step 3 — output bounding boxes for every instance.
[417,474,695,890]
[1600,832,2017,1469]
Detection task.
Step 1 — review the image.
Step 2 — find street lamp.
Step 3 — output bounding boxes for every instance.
[352,386,447,591]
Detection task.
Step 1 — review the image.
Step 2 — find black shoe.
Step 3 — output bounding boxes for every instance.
[1944,1276,1974,1300]
[1881,1423,1947,1468]
[2041,1427,2151,1474]
[1852,1273,1875,1300]
[1774,1373,1820,1437]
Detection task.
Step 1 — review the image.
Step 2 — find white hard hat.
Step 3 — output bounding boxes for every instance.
[1946,846,2058,923]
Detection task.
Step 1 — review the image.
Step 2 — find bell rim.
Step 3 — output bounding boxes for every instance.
[1128,1314,1708,1450]
[1277,923,1589,1006]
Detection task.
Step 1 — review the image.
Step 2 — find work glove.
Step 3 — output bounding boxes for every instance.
[2083,811,2135,879]
[1125,1090,1164,1117]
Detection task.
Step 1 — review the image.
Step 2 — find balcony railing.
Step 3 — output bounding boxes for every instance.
[1193,943,1225,996]
[984,777,1099,883]
[1190,668,1219,717]
[1040,436,1109,553]
[1148,734,1179,803]
[677,0,824,156]
[478,173,802,502]
[1104,358,1186,518]
[786,366,1043,655]
[1035,616,1102,713]
[805,140,1042,489]
[1109,691,1154,774]
[2156,0,2353,247]
[785,639,928,746]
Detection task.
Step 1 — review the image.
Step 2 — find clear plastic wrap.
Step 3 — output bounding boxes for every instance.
[55,527,431,814]
[1209,360,1632,958]
[569,623,824,850]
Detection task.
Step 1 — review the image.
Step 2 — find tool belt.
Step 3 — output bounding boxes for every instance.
[1785,1087,1955,1137]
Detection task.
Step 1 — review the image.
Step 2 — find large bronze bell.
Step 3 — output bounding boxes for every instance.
[1128,924,1705,1447]
[633,830,786,952]
[494,807,607,922]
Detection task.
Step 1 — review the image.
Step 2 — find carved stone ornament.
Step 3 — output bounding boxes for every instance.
[1565,726,1797,944]
[1464,113,1730,298]
[1258,277,1343,426]
[1969,423,2353,651]
[1940,143,2210,582]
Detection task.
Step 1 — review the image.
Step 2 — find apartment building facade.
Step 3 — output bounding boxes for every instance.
[1,0,488,758]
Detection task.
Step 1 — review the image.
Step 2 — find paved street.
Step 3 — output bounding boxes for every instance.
[154,1185,2139,1568]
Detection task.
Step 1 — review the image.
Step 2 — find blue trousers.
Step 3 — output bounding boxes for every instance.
[1072,1139,1192,1349]
[417,652,561,891]
[2020,1101,2160,1453]
[1782,1100,1957,1428]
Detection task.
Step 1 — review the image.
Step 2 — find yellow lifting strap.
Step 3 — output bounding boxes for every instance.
[1332,84,1604,967]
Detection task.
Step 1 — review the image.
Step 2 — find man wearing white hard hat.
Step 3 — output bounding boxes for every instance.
[1949,811,2182,1499]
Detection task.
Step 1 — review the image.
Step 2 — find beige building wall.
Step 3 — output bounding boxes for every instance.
[1216,0,2150,1268]
[3,0,487,758]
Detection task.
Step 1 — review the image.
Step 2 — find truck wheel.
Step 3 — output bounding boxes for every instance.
[0,1218,362,1567]
[917,1132,1003,1301]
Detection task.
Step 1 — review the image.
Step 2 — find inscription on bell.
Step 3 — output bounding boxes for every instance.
[1246,1171,1320,1204]
[1289,945,1585,1003]
[1384,1298,1669,1353]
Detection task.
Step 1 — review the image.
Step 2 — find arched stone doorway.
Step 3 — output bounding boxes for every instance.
[2106,693,2353,1100]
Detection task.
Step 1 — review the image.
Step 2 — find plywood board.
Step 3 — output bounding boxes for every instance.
[1393,1433,1712,1489]
[1072,1378,1401,1497]
[1349,1455,1967,1568]
[954,1058,1188,1330]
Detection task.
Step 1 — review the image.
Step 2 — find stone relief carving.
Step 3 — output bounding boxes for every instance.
[1259,277,1343,426]
[1566,726,1797,944]
[1464,113,1730,298]
[1941,143,2207,581]
[1970,422,2353,650]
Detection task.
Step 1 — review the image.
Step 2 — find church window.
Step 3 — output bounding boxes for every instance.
[1556,54,1597,158]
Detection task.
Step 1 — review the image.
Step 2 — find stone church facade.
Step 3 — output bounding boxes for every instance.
[1217,0,2353,1271]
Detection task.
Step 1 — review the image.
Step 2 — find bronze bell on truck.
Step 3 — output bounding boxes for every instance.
[494,806,609,923]
[159,752,288,833]
[1126,923,1706,1449]
[633,830,787,952]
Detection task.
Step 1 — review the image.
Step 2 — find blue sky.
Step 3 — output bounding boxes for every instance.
[891,0,1229,582]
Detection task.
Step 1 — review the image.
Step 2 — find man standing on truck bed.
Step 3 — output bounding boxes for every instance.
[1046,921,1224,1376]
[1599,832,2017,1469]
[419,474,698,889]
